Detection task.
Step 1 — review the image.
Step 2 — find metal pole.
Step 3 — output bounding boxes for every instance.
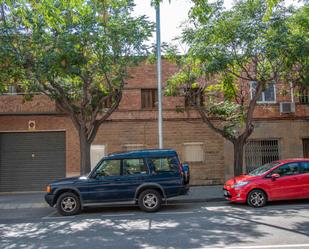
[156,3,163,149]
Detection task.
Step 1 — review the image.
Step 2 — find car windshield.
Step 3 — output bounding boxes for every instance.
[248,162,281,176]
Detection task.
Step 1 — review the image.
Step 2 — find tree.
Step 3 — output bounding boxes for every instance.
[167,0,300,176]
[0,0,154,175]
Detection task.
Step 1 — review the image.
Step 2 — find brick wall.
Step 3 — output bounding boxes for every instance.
[0,115,80,176]
[94,119,225,185]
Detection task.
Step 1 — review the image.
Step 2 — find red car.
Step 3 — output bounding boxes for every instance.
[224,159,309,207]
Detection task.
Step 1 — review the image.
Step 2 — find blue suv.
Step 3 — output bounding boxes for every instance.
[45,149,190,216]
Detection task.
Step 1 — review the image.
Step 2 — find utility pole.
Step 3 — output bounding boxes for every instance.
[156,3,163,149]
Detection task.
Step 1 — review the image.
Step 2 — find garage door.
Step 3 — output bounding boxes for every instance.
[0,132,65,192]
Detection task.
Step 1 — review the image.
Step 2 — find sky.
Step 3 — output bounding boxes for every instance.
[133,0,302,47]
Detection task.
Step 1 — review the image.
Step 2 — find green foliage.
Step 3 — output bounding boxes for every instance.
[0,0,154,118]
[166,0,307,139]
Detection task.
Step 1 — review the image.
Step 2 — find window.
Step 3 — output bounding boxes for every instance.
[90,145,106,170]
[141,89,157,109]
[103,95,113,108]
[2,84,25,95]
[271,163,300,177]
[123,158,148,175]
[250,82,276,103]
[122,144,145,151]
[184,142,204,162]
[245,140,280,173]
[95,160,121,177]
[299,87,309,104]
[301,162,309,174]
[185,88,204,107]
[147,157,179,173]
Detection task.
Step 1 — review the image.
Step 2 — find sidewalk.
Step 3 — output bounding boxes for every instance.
[0,185,225,210]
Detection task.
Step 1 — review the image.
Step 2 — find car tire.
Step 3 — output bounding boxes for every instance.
[247,189,267,208]
[56,192,81,216]
[138,189,162,212]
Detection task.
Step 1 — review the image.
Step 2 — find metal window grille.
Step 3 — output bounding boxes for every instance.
[245,140,280,173]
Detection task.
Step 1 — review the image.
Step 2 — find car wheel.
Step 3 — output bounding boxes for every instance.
[138,189,162,212]
[56,192,81,216]
[247,189,267,208]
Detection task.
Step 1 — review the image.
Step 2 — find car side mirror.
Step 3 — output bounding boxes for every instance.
[91,171,99,179]
[271,173,280,180]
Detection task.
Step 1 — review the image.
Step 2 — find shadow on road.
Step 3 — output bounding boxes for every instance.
[0,200,308,249]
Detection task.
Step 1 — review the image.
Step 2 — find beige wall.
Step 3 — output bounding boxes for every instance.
[224,120,309,180]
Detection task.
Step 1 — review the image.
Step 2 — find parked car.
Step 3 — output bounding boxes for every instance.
[45,149,190,216]
[224,159,309,207]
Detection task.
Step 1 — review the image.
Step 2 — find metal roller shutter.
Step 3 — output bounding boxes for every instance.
[0,132,66,192]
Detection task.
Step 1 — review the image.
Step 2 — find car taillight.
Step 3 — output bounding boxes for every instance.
[178,163,184,175]
[46,185,51,193]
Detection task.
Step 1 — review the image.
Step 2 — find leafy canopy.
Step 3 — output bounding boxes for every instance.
[167,0,303,139]
[0,0,153,115]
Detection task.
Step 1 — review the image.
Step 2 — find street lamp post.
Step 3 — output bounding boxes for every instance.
[156,3,163,149]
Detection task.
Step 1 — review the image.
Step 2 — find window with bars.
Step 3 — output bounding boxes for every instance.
[299,88,309,104]
[245,139,280,173]
[141,89,157,109]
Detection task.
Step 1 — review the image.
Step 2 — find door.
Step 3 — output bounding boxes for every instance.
[267,162,303,200]
[146,156,181,197]
[303,139,309,158]
[300,162,309,197]
[120,158,149,200]
[85,159,124,203]
[0,132,65,192]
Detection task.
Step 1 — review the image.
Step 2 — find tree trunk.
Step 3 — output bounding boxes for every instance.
[233,138,246,176]
[79,132,91,175]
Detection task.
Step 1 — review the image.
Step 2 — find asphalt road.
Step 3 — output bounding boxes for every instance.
[0,201,309,249]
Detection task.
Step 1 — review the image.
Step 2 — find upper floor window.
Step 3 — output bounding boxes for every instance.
[250,82,276,103]
[299,87,309,104]
[1,84,25,95]
[185,88,204,107]
[141,89,157,109]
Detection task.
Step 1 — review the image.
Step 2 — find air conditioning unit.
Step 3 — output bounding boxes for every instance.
[280,102,296,114]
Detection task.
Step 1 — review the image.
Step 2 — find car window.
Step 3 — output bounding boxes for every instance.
[148,157,179,173]
[123,158,148,175]
[271,163,300,177]
[95,160,121,177]
[248,162,280,176]
[301,162,309,174]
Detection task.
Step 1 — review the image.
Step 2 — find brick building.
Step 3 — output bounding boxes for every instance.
[0,60,309,191]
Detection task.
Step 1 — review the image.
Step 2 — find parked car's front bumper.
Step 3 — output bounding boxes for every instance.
[223,185,247,203]
[45,194,56,207]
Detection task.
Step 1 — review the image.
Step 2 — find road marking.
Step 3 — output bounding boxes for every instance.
[155,211,195,215]
[42,215,76,219]
[101,213,135,217]
[199,244,309,249]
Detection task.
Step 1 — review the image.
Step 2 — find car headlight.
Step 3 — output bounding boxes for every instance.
[231,181,250,188]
